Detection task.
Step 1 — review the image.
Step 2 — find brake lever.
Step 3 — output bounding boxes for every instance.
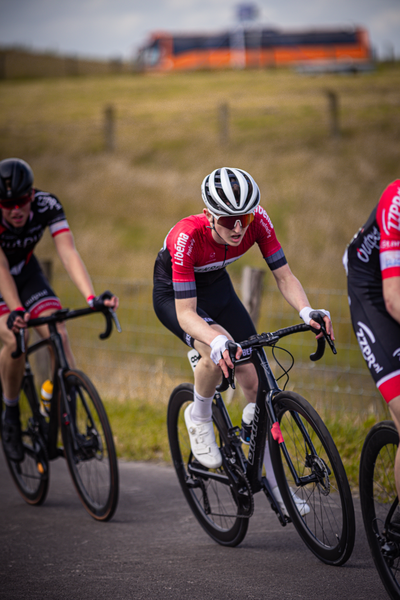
[309,311,337,355]
[11,329,25,359]
[225,341,238,390]
[110,308,122,333]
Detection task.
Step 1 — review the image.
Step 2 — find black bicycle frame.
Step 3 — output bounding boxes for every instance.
[195,339,323,516]
[23,321,71,460]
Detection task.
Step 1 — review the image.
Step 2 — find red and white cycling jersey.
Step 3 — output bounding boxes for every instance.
[345,180,400,285]
[377,181,400,279]
[345,180,400,403]
[154,206,287,298]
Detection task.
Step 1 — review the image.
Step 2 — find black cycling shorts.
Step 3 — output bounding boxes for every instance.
[347,274,400,403]
[153,270,257,348]
[0,255,62,319]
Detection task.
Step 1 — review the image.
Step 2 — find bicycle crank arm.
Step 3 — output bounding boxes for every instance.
[187,463,231,486]
[261,476,290,526]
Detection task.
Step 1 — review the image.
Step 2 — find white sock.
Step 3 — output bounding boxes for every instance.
[263,443,277,489]
[3,394,19,406]
[191,387,214,423]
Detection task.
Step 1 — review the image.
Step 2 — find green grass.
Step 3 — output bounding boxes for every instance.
[103,395,382,491]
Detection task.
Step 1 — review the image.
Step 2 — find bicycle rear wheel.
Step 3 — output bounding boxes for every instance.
[269,391,355,566]
[359,420,400,600]
[60,369,119,521]
[167,383,249,547]
[1,389,49,505]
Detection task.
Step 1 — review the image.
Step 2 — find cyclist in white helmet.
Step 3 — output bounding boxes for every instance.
[153,167,333,516]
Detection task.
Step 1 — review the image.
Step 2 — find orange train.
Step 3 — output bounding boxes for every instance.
[137,27,371,71]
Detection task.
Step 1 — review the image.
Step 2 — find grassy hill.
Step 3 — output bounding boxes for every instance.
[1,65,399,473]
[1,64,399,289]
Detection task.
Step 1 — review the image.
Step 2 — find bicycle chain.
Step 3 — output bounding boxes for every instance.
[231,463,254,519]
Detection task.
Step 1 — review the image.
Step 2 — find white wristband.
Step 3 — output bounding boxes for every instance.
[299,307,331,326]
[210,335,229,365]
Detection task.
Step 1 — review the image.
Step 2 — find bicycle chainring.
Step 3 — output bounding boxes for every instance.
[232,464,254,518]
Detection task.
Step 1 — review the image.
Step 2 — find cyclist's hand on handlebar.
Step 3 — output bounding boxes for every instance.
[88,290,119,311]
[7,307,30,333]
[210,334,242,377]
[300,307,335,341]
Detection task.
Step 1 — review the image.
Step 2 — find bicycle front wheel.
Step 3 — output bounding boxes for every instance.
[60,370,119,521]
[359,420,400,600]
[269,391,355,566]
[1,390,49,506]
[167,383,249,547]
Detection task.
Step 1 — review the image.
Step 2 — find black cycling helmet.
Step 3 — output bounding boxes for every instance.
[0,158,34,200]
[201,167,260,216]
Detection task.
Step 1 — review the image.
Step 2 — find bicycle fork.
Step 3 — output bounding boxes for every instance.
[265,390,331,489]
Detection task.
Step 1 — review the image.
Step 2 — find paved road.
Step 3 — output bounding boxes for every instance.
[0,452,389,600]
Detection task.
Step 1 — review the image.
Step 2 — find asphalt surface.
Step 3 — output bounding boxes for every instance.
[0,451,390,600]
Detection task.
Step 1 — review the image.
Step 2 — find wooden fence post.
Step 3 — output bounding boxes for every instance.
[326,90,340,138]
[218,102,229,146]
[104,105,115,151]
[241,266,265,326]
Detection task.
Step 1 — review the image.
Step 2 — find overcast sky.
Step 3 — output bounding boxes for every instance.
[0,0,399,61]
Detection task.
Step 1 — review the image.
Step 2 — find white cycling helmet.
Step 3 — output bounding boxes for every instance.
[201,167,260,216]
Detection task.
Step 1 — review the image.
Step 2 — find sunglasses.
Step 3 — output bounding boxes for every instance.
[211,211,254,230]
[0,193,32,210]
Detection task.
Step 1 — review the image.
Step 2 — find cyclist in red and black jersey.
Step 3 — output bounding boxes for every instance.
[344,179,400,499]
[0,158,118,462]
[153,167,333,516]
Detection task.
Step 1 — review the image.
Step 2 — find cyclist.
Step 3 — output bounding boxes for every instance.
[344,179,400,504]
[153,167,333,516]
[0,158,118,462]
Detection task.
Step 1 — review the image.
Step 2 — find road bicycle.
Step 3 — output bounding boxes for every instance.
[360,420,400,599]
[0,304,121,522]
[167,314,355,565]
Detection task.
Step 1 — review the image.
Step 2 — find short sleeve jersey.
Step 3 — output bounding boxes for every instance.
[346,180,400,291]
[0,188,70,275]
[154,205,287,299]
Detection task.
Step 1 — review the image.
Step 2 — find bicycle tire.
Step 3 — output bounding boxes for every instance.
[60,369,119,521]
[359,420,400,600]
[269,391,355,566]
[167,383,249,547]
[1,390,49,506]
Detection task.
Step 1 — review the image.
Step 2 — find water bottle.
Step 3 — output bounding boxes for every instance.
[40,380,53,417]
[241,403,255,444]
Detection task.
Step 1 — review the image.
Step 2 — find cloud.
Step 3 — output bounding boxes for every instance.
[1,0,399,58]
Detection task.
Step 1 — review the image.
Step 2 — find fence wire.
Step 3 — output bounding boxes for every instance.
[52,274,386,416]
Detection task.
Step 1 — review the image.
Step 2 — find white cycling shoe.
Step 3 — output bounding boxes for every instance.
[271,485,310,517]
[184,404,223,470]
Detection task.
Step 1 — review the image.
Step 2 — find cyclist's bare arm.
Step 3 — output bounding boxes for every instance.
[53,231,119,309]
[383,276,400,324]
[272,263,334,338]
[0,247,30,332]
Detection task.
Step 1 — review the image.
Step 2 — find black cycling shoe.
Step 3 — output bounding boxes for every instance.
[1,415,24,462]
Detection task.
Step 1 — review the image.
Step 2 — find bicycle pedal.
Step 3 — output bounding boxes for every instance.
[186,477,202,489]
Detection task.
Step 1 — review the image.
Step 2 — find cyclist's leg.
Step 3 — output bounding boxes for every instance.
[0,312,25,401]
[348,274,400,509]
[388,395,400,500]
[202,275,280,490]
[0,312,26,461]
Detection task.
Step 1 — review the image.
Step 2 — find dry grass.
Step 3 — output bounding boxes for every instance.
[1,65,399,287]
[0,65,399,462]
